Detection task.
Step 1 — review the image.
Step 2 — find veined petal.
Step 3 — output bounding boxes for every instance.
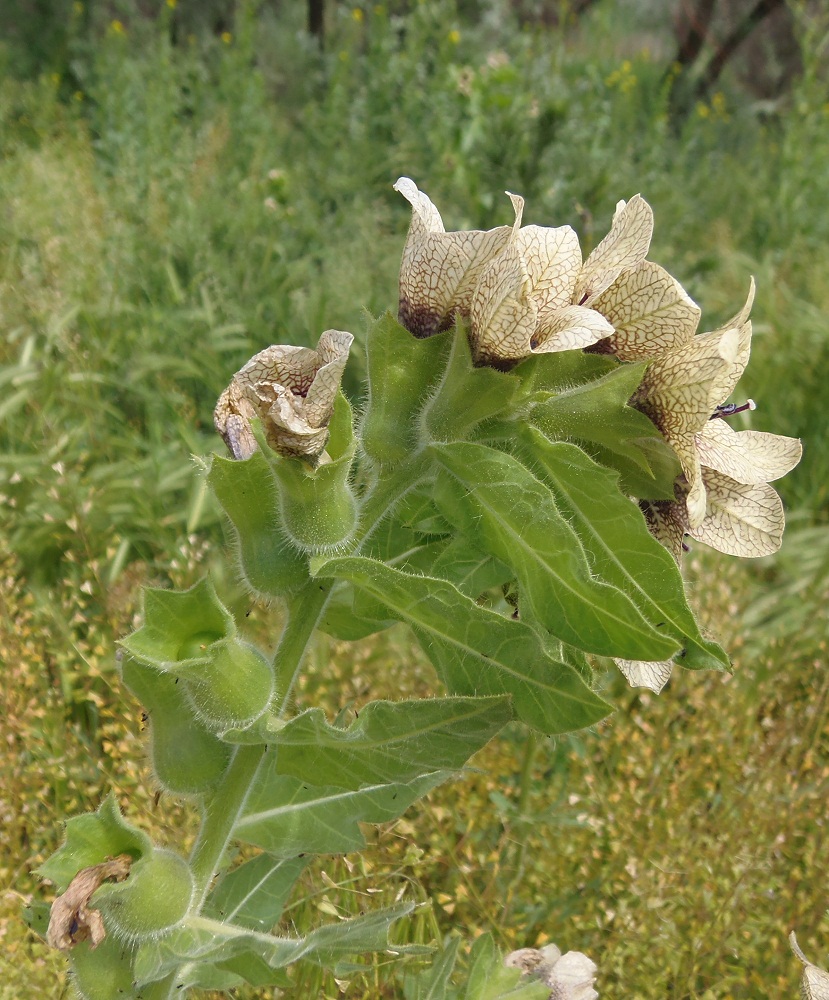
[590,261,700,360]
[395,178,513,338]
[303,329,354,426]
[689,469,785,557]
[696,420,803,484]
[393,176,445,235]
[634,327,740,436]
[572,194,654,307]
[639,498,688,563]
[696,278,755,402]
[633,329,739,527]
[214,380,259,460]
[615,658,674,694]
[515,223,582,320]
[469,241,537,364]
[530,304,614,354]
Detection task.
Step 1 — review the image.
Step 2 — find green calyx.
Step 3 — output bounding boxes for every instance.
[271,393,359,554]
[183,638,275,732]
[94,848,194,942]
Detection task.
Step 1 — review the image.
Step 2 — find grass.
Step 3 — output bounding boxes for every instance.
[1,0,828,996]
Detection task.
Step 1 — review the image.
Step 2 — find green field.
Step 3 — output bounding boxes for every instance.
[1,1,828,996]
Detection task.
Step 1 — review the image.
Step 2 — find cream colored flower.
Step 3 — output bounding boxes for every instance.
[694,415,802,485]
[469,194,656,366]
[469,194,612,364]
[632,324,741,527]
[394,177,513,338]
[214,330,353,461]
[615,657,675,694]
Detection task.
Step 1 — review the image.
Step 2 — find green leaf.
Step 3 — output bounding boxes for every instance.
[270,697,512,786]
[320,580,397,640]
[422,323,522,442]
[361,312,450,465]
[429,537,512,598]
[208,452,309,598]
[432,443,680,662]
[404,937,461,1000]
[513,350,617,394]
[134,903,418,984]
[204,854,310,932]
[236,769,449,855]
[38,794,151,891]
[529,363,679,498]
[315,556,612,734]
[119,577,235,670]
[524,433,730,671]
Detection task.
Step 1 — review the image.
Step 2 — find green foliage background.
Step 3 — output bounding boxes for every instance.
[1,0,827,996]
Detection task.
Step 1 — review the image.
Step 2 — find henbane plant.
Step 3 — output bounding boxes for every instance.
[33,178,801,998]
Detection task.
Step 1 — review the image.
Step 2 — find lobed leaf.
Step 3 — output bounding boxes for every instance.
[134,902,418,985]
[269,696,512,787]
[528,362,679,498]
[431,443,680,662]
[236,769,450,856]
[204,854,310,932]
[315,556,612,734]
[523,433,729,671]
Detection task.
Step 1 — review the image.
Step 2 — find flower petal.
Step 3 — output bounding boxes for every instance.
[214,380,259,460]
[531,304,614,354]
[469,240,538,364]
[689,468,785,557]
[543,950,599,1000]
[615,658,674,694]
[516,222,582,320]
[303,329,354,427]
[633,328,740,526]
[696,278,755,403]
[393,176,445,235]
[395,178,513,338]
[696,419,802,484]
[572,194,654,306]
[590,261,700,360]
[639,498,688,563]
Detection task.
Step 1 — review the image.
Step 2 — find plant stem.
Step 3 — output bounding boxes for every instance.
[148,454,432,997]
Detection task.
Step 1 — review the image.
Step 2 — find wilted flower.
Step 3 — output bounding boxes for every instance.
[505,943,599,1000]
[394,176,513,338]
[790,932,829,1000]
[214,330,353,461]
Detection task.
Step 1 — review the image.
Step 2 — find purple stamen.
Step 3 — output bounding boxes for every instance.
[710,399,756,420]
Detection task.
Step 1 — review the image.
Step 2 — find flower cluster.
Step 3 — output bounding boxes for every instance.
[394,179,801,693]
[394,177,801,561]
[394,176,701,367]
